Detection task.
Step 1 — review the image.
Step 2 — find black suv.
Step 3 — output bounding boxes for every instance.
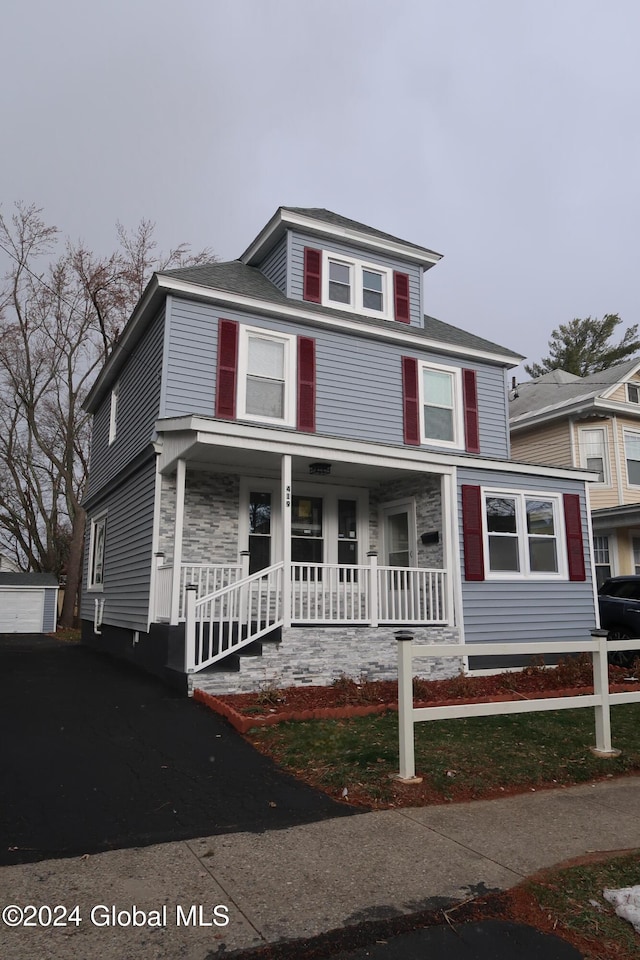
[598,576,640,666]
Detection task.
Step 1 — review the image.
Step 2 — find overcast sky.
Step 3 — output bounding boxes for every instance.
[3,0,639,376]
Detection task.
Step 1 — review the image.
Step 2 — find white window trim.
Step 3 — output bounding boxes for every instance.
[237,326,297,427]
[321,251,394,320]
[623,428,640,489]
[88,513,107,591]
[481,488,568,581]
[109,381,119,445]
[419,361,465,450]
[627,382,640,404]
[577,425,611,487]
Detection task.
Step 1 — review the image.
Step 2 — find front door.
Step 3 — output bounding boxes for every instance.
[381,500,417,618]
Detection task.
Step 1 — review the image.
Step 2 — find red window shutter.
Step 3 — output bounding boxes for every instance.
[394,272,410,323]
[461,485,485,581]
[297,336,316,432]
[563,493,586,581]
[402,356,420,445]
[215,318,238,419]
[303,248,322,303]
[462,368,480,453]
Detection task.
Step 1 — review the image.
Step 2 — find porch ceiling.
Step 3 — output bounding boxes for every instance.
[164,438,437,486]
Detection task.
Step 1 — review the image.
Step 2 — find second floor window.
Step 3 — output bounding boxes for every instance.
[237,328,296,426]
[420,362,464,448]
[624,431,640,486]
[579,427,608,483]
[109,382,119,445]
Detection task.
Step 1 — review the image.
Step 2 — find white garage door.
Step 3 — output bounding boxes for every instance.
[0,590,44,633]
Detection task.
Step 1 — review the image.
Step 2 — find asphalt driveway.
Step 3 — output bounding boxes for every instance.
[0,635,358,866]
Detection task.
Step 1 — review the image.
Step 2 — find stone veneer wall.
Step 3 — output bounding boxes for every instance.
[369,474,443,568]
[159,472,240,564]
[191,625,462,696]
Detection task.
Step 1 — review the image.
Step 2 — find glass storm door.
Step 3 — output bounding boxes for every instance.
[382,502,416,617]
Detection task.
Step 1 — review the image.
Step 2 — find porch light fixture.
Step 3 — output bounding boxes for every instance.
[309,461,332,476]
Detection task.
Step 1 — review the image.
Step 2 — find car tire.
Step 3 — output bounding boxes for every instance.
[606,628,638,669]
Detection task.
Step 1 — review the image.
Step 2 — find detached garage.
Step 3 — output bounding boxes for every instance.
[0,574,59,634]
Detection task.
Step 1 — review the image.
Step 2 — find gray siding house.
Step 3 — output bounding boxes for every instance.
[81,207,598,693]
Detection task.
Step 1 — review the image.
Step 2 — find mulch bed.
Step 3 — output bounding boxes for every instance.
[194,659,640,733]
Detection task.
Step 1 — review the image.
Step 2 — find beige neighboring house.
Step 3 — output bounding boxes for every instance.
[510,358,640,586]
[0,552,19,572]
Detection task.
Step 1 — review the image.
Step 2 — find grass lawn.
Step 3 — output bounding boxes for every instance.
[523,850,640,959]
[248,703,640,806]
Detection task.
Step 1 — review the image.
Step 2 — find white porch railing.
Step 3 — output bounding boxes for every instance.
[291,563,371,623]
[158,558,449,630]
[156,562,242,622]
[185,562,284,672]
[377,566,446,624]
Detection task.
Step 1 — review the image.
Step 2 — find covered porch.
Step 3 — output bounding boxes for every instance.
[151,419,460,673]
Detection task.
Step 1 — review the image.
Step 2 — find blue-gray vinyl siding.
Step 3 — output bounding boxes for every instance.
[163,297,509,458]
[81,457,156,632]
[86,307,165,498]
[43,588,58,631]
[457,467,597,646]
[288,231,424,327]
[259,235,288,294]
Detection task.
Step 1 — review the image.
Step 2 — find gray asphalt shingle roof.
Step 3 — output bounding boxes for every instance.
[0,573,58,586]
[161,259,522,361]
[510,357,640,419]
[281,207,443,258]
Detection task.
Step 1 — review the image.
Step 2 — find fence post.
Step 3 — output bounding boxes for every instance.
[395,629,422,783]
[368,551,378,627]
[184,585,197,674]
[591,628,620,757]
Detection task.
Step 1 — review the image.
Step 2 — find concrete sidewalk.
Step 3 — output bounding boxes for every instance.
[1,777,638,959]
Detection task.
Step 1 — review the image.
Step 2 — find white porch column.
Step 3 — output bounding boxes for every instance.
[170,458,186,625]
[281,453,292,629]
[442,470,459,631]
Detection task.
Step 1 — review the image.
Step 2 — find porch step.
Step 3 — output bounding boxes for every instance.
[166,621,282,674]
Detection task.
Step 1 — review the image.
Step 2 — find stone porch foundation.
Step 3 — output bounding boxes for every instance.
[191,625,462,696]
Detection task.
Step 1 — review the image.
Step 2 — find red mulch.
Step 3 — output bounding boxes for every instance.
[194,657,640,733]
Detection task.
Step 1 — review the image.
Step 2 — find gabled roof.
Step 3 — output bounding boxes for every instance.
[240,206,443,269]
[510,357,640,428]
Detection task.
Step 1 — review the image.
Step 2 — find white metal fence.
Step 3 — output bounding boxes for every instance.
[395,630,640,781]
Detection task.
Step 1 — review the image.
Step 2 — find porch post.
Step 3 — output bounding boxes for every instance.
[281,454,292,629]
[170,458,186,625]
[442,471,457,627]
[368,551,379,627]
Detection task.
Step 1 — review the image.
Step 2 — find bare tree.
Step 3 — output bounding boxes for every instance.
[0,202,214,626]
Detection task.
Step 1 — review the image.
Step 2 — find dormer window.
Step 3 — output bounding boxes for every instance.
[304,246,411,323]
[322,252,393,320]
[328,260,352,305]
[628,383,640,404]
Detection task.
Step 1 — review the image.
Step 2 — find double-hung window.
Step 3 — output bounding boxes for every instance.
[323,252,392,319]
[627,383,640,404]
[624,431,640,486]
[89,515,107,589]
[483,491,564,578]
[578,427,608,483]
[109,382,119,445]
[419,362,464,448]
[237,327,296,426]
